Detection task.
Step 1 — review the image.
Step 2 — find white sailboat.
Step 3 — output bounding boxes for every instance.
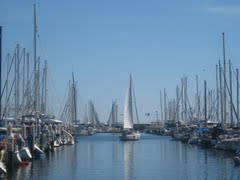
[119,75,140,141]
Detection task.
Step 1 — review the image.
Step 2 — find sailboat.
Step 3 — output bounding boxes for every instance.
[119,75,140,141]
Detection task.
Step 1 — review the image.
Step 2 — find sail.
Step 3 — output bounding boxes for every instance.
[123,75,133,129]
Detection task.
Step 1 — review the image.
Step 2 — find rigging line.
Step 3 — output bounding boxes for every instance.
[48,67,62,113]
[57,81,70,119]
[1,52,15,100]
[132,80,140,126]
[1,72,15,119]
[219,63,238,120]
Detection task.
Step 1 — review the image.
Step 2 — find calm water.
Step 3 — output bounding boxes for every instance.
[5,133,240,180]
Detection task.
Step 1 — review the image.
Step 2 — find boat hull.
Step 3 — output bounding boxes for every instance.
[20,147,32,161]
[119,132,140,141]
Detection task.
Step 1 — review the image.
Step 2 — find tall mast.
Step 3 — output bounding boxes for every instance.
[15,44,20,119]
[184,76,187,123]
[5,54,10,117]
[181,78,184,122]
[37,57,40,112]
[22,48,26,108]
[196,75,200,121]
[237,68,239,127]
[219,60,224,126]
[33,4,38,112]
[222,32,227,126]
[204,80,207,127]
[72,72,77,124]
[216,65,219,122]
[229,59,233,126]
[26,53,30,111]
[164,88,167,122]
[176,85,179,121]
[44,60,47,114]
[160,90,163,121]
[0,26,2,120]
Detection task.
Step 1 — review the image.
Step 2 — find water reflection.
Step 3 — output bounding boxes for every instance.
[123,141,134,180]
[4,134,240,180]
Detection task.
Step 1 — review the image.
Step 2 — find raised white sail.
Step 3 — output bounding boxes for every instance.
[123,75,133,129]
[119,75,140,141]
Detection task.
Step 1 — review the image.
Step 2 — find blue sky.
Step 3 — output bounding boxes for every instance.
[1,0,240,123]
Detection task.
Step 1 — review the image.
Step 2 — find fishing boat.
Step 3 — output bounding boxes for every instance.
[119,75,140,141]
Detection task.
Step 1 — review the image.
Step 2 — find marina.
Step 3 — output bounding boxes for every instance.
[0,1,240,179]
[3,133,240,180]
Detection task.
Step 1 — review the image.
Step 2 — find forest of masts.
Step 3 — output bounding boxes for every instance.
[160,33,239,128]
[0,20,239,127]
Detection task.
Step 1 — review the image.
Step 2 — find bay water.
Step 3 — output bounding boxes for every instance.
[5,133,240,180]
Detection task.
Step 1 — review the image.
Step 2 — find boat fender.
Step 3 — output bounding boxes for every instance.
[233,156,240,166]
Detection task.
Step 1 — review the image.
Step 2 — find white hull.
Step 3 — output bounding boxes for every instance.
[14,151,22,164]
[19,147,32,161]
[119,131,140,141]
[34,144,44,154]
[0,161,6,174]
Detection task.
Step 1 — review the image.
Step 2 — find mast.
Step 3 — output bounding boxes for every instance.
[15,44,20,119]
[164,88,167,122]
[204,80,207,127]
[44,60,47,114]
[115,99,118,124]
[237,68,239,127]
[0,26,2,120]
[5,54,10,117]
[196,75,200,121]
[72,72,77,124]
[219,60,224,126]
[222,32,227,126]
[176,85,179,121]
[216,65,219,122]
[37,57,40,112]
[181,78,184,122]
[33,4,38,112]
[160,90,163,121]
[26,53,30,112]
[22,48,26,108]
[229,59,233,127]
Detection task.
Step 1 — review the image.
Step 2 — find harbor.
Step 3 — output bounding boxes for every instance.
[0,1,240,179]
[3,133,240,180]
